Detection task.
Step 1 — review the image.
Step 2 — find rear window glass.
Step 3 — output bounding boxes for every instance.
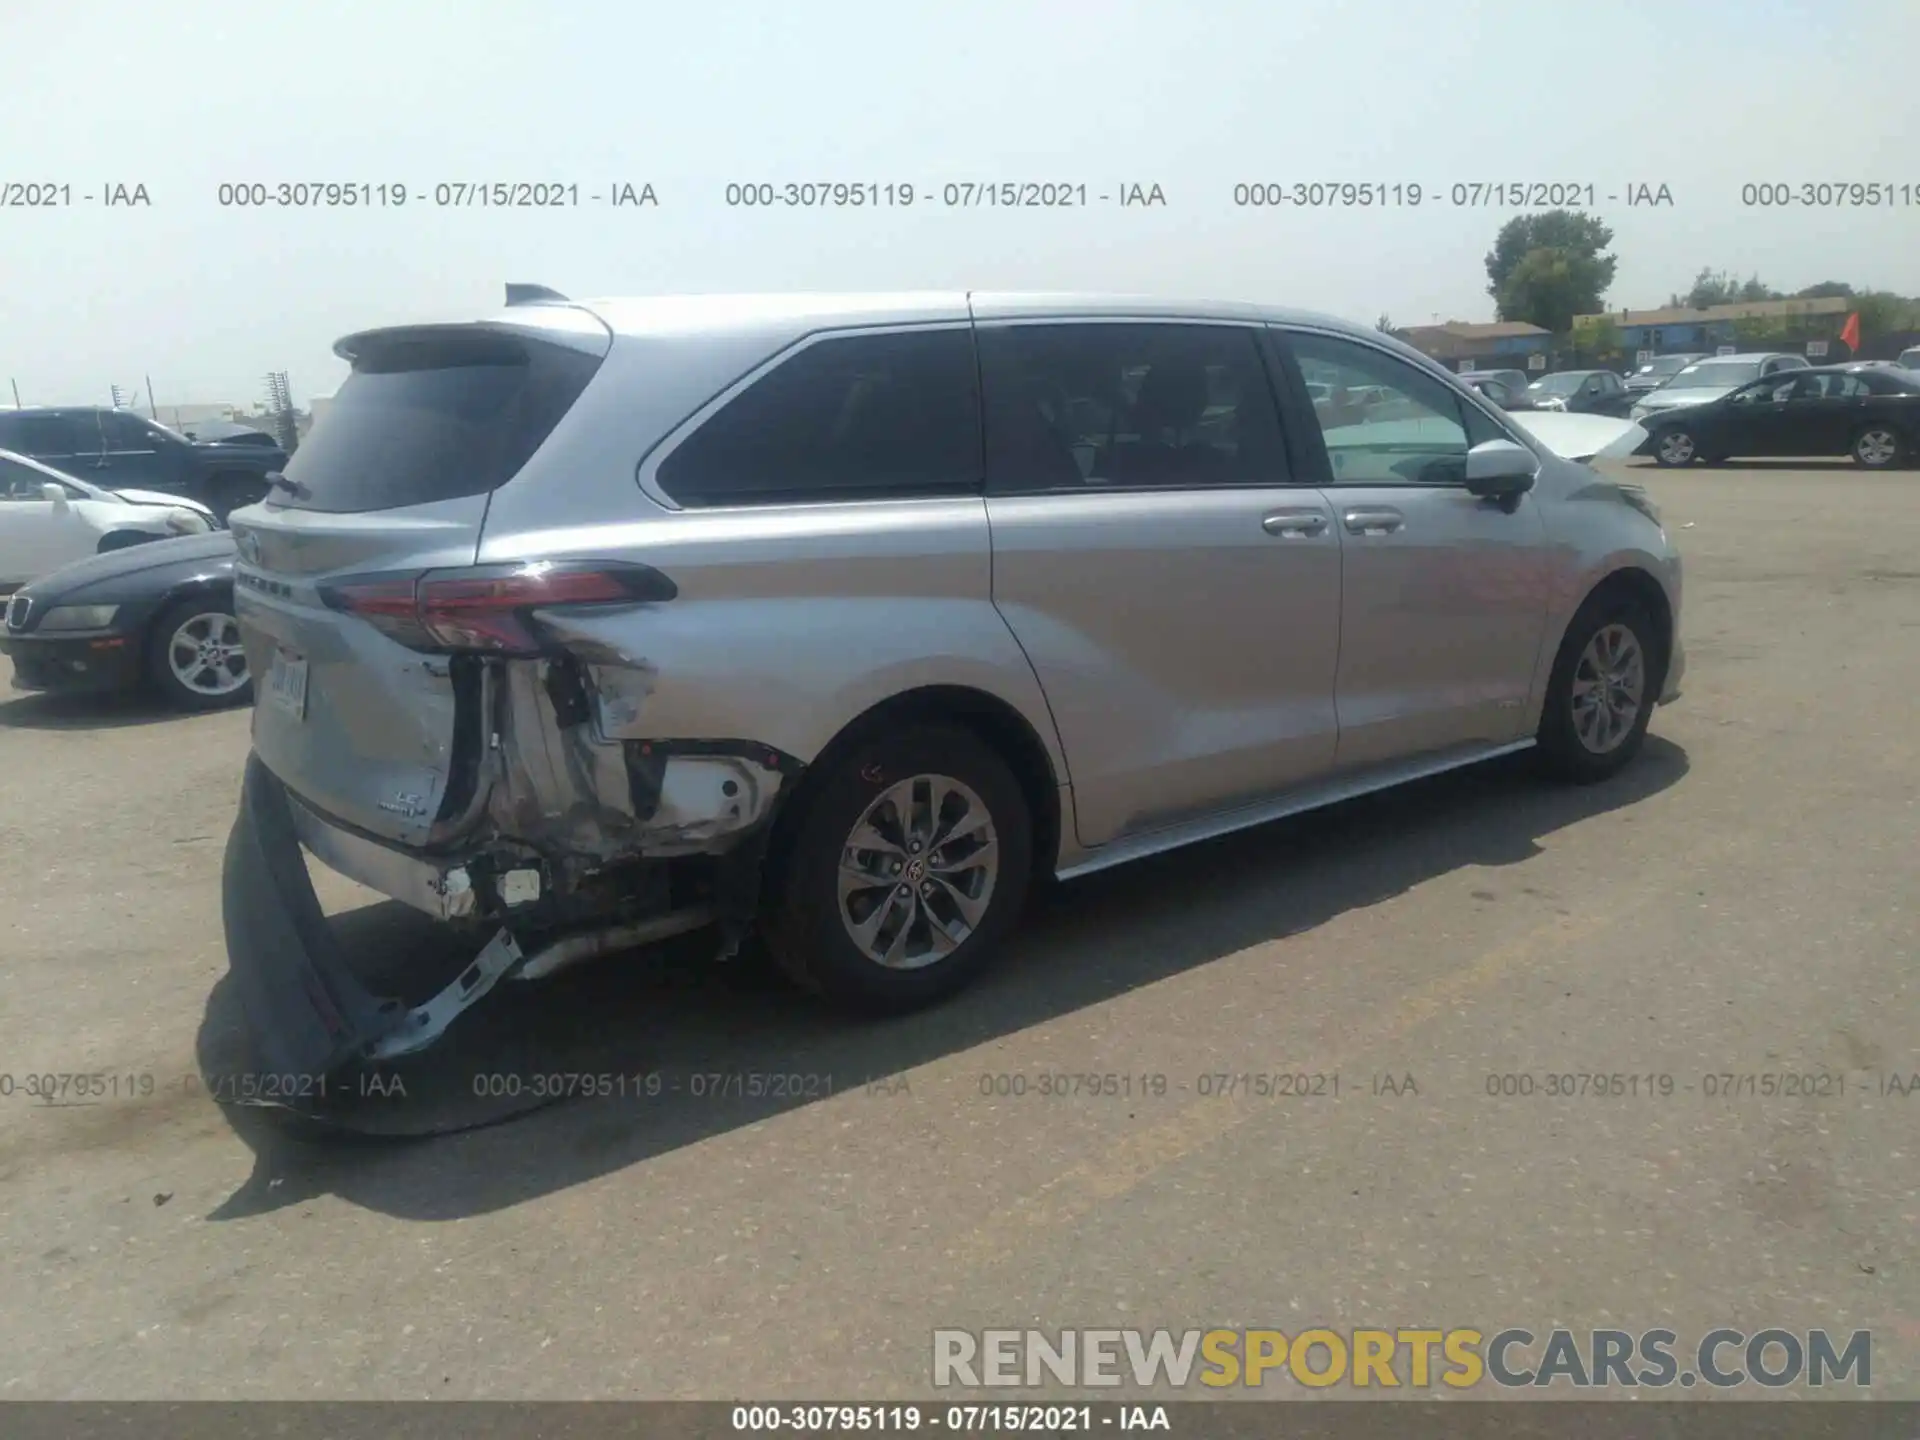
[275,330,603,513]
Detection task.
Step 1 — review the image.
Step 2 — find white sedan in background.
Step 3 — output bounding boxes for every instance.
[0,448,217,590]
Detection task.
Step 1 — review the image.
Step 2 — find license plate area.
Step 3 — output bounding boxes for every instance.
[266,650,309,720]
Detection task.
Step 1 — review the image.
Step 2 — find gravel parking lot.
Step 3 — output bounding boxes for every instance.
[2,461,1916,1399]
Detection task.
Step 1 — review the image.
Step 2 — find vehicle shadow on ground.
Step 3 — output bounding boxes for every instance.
[198,737,1690,1222]
[0,688,199,732]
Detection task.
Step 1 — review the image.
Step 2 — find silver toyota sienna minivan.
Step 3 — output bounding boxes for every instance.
[221,289,1683,1080]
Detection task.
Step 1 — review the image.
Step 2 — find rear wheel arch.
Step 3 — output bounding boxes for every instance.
[766,685,1064,897]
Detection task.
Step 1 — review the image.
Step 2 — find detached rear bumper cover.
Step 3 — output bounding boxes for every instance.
[223,752,414,1078]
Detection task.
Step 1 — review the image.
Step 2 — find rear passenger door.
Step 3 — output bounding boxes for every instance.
[1270,328,1551,770]
[1784,372,1867,454]
[977,317,1342,848]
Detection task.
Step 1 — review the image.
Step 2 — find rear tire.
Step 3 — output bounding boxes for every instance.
[1851,425,1903,469]
[764,723,1032,1014]
[1537,589,1661,784]
[1650,427,1697,467]
[147,595,253,712]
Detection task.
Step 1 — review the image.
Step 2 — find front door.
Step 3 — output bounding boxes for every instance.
[0,459,96,585]
[1271,327,1552,771]
[97,409,175,490]
[1721,375,1804,456]
[976,316,1343,847]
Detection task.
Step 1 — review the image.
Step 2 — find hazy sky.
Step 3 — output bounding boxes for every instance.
[4,0,1916,407]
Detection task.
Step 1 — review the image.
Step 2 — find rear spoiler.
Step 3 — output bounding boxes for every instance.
[505,283,570,306]
[1505,411,1648,464]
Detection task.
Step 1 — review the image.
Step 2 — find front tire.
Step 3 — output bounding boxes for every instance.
[765,723,1032,1014]
[1537,590,1661,784]
[1851,425,1903,469]
[147,596,253,711]
[1651,427,1697,467]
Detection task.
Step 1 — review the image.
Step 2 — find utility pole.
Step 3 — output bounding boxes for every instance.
[145,375,158,419]
[8,379,19,407]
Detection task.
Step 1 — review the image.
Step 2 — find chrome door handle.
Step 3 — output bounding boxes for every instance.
[1342,507,1404,535]
[1261,509,1328,538]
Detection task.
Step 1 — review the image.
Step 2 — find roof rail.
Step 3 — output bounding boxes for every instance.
[505,284,570,307]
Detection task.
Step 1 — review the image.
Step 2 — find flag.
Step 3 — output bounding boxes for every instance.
[1840,311,1862,353]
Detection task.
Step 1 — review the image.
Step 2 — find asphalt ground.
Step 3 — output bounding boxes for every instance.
[0,460,1915,1400]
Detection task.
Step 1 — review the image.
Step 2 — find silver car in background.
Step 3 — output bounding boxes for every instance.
[1630,352,1810,422]
[220,290,1684,1080]
[1624,352,1709,395]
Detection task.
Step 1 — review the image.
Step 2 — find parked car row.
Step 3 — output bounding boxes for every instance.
[0,444,250,710]
[0,405,287,522]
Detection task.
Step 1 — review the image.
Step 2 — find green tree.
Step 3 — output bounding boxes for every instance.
[1484,211,1617,304]
[1495,246,1614,335]
[1855,290,1920,339]
[1671,268,1781,309]
[1732,313,1789,347]
[1376,314,1397,334]
[1582,315,1622,364]
[1793,280,1854,300]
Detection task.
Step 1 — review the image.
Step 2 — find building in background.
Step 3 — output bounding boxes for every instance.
[1572,296,1854,358]
[1395,320,1553,373]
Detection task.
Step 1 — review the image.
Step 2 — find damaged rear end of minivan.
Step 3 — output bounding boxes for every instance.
[220,298,800,1091]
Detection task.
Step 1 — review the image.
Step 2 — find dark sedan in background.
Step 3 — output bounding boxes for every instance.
[1,531,247,710]
[1638,364,1920,468]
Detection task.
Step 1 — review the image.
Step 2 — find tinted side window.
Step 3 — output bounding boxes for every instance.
[100,411,161,447]
[979,323,1287,494]
[10,415,88,455]
[657,329,980,507]
[1286,332,1483,485]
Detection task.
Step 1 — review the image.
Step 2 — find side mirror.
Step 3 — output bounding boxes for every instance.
[40,482,69,506]
[1464,440,1537,506]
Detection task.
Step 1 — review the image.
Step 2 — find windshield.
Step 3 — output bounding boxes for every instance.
[1635,356,1695,379]
[1669,361,1762,389]
[1529,373,1588,396]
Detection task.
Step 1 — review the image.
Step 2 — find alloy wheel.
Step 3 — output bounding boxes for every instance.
[1656,431,1695,465]
[1855,428,1898,467]
[1570,623,1646,755]
[836,772,999,969]
[167,611,250,697]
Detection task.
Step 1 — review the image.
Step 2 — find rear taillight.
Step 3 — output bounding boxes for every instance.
[320,560,675,655]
